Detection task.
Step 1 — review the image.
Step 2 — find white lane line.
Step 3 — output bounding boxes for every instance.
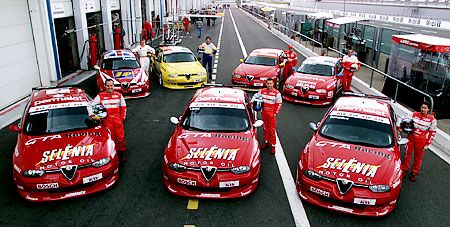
[212,69,217,74]
[213,64,218,69]
[215,56,219,59]
[229,9,248,58]
[232,7,310,227]
[212,74,217,80]
[215,59,218,64]
[275,133,311,227]
[211,80,216,84]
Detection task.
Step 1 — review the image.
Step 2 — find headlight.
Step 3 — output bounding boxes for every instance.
[23,169,44,178]
[169,74,178,78]
[136,82,146,86]
[169,163,187,172]
[285,84,294,89]
[92,158,110,168]
[260,77,268,81]
[199,72,206,77]
[369,185,390,193]
[303,170,322,180]
[316,89,327,94]
[233,74,241,78]
[231,166,250,174]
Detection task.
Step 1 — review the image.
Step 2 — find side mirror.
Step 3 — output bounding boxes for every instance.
[9,124,21,133]
[170,116,180,125]
[254,120,263,128]
[398,138,409,145]
[94,65,100,70]
[239,59,244,63]
[309,122,318,131]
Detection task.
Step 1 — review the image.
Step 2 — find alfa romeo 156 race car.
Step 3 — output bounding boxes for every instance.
[232,48,285,87]
[9,87,119,202]
[296,94,407,216]
[282,56,343,106]
[162,86,263,198]
[96,50,151,98]
[152,46,207,89]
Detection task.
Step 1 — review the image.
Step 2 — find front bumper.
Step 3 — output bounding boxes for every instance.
[282,87,333,106]
[162,164,260,199]
[295,169,401,217]
[163,76,207,89]
[231,77,274,88]
[14,163,119,202]
[114,84,151,99]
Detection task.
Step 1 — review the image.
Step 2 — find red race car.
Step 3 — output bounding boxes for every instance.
[9,87,119,202]
[162,87,263,199]
[232,48,285,88]
[282,56,342,106]
[96,50,150,98]
[296,94,407,216]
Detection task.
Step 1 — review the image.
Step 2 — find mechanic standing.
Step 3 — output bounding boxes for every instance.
[281,45,298,89]
[132,40,155,76]
[401,101,437,182]
[91,79,127,162]
[340,49,360,92]
[198,36,217,80]
[252,78,282,154]
[196,18,203,38]
[183,16,190,35]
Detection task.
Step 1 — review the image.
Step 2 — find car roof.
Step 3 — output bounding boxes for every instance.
[332,96,391,119]
[249,48,283,58]
[191,87,247,105]
[160,46,193,54]
[29,87,89,110]
[103,50,136,60]
[303,56,339,66]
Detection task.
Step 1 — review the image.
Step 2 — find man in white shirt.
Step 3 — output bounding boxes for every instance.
[198,36,217,79]
[132,40,155,75]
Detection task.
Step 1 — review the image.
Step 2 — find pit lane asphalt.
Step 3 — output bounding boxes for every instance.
[0,6,449,227]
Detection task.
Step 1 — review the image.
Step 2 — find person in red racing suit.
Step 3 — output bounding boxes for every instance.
[340,49,360,92]
[252,78,282,154]
[281,45,298,89]
[92,79,127,162]
[401,101,437,182]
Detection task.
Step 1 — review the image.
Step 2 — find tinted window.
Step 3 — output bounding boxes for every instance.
[102,58,140,70]
[298,62,334,76]
[24,106,97,135]
[182,107,250,132]
[164,53,196,63]
[319,115,393,148]
[245,56,277,66]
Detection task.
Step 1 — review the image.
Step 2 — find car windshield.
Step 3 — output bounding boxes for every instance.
[24,106,97,136]
[164,53,196,63]
[298,62,334,76]
[245,55,277,66]
[319,114,393,148]
[181,107,250,132]
[102,58,140,70]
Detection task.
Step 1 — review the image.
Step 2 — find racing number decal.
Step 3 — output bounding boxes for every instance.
[114,71,134,79]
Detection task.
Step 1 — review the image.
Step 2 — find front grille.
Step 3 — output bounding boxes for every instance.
[34,181,97,194]
[319,195,367,209]
[184,185,233,192]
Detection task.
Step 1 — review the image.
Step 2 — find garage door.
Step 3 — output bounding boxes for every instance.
[0,0,41,110]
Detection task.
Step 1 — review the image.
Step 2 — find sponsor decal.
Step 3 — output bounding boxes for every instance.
[45,88,70,95]
[62,190,86,198]
[17,185,24,190]
[113,70,134,79]
[83,173,103,184]
[178,133,211,139]
[335,106,386,116]
[310,186,330,197]
[195,96,242,103]
[395,159,401,171]
[330,205,353,213]
[37,183,59,190]
[26,135,62,145]
[29,102,88,113]
[389,200,397,205]
[240,190,252,197]
[215,133,249,142]
[199,193,220,198]
[316,141,350,149]
[331,111,390,124]
[219,180,239,188]
[177,178,197,186]
[65,132,101,137]
[251,178,259,184]
[252,158,260,168]
[189,102,245,109]
[181,147,239,161]
[26,195,38,201]
[354,146,391,160]
[327,91,334,98]
[106,180,116,188]
[34,96,84,106]
[296,81,316,89]
[317,157,380,178]
[392,179,401,189]
[354,198,376,206]
[14,164,21,173]
[36,144,95,166]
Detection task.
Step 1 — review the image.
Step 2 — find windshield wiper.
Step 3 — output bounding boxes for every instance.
[186,126,207,132]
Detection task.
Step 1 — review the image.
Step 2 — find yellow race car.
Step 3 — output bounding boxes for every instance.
[152,46,207,89]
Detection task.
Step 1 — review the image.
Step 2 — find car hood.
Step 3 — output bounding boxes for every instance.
[235,63,278,78]
[305,136,397,184]
[167,129,257,168]
[164,62,204,74]
[16,126,113,170]
[287,73,336,90]
[100,68,142,83]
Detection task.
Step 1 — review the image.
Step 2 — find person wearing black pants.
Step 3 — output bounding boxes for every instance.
[198,36,217,80]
